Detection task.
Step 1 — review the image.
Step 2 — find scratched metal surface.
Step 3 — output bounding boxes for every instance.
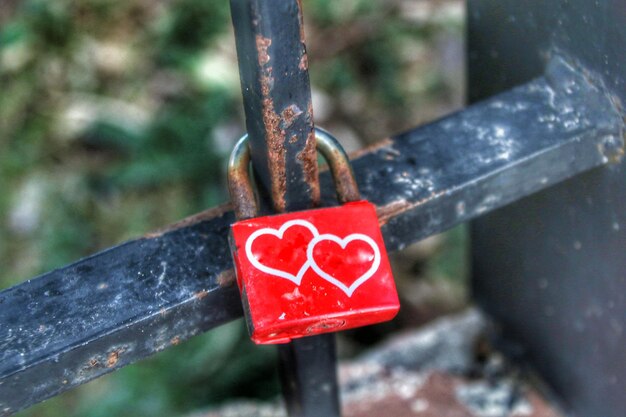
[230,0,319,213]
[0,58,622,415]
[469,1,626,416]
[230,2,339,416]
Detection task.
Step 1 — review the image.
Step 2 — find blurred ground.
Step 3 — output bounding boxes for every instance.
[1,1,467,416]
[196,310,563,417]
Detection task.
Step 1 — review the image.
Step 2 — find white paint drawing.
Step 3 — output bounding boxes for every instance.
[245,220,382,297]
[245,219,319,286]
[307,233,381,297]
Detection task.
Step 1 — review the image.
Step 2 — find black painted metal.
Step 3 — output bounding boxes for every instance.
[0,58,622,415]
[278,335,341,417]
[229,2,338,416]
[230,0,318,213]
[0,207,242,416]
[468,2,626,417]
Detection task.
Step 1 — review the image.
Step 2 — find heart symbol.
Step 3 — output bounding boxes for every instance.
[307,233,381,297]
[245,220,319,285]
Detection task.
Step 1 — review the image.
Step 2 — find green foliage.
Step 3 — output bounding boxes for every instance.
[156,0,230,66]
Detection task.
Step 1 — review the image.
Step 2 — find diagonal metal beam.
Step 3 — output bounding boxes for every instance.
[0,57,623,416]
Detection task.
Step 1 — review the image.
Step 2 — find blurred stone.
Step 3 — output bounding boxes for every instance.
[89,39,134,75]
[191,309,562,417]
[193,402,285,417]
[358,309,487,374]
[393,278,468,327]
[312,88,334,123]
[195,51,240,90]
[57,94,150,140]
[400,0,464,24]
[213,122,245,156]
[9,177,45,236]
[325,124,362,154]
[399,235,445,262]
[339,89,366,117]
[0,40,31,73]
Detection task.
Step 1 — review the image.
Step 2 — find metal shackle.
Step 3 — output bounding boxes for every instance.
[228,127,360,220]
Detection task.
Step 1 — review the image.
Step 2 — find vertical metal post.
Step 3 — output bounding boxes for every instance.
[468,1,626,416]
[230,0,319,213]
[229,1,341,416]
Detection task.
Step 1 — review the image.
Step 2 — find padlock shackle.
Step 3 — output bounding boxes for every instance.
[228,127,360,220]
[315,127,361,204]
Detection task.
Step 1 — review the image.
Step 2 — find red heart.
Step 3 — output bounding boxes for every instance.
[246,221,318,284]
[308,234,380,296]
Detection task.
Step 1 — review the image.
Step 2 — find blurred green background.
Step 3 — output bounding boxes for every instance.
[0,1,465,416]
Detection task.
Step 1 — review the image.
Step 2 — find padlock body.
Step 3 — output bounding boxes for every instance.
[230,201,399,344]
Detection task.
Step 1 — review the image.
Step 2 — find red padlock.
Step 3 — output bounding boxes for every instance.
[228,128,399,344]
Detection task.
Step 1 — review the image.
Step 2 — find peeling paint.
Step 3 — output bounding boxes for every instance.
[299,53,308,71]
[255,35,271,66]
[217,269,236,287]
[281,104,303,129]
[194,290,209,300]
[348,138,395,160]
[106,348,123,368]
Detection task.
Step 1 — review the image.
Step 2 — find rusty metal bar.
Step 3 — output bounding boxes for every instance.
[230,0,319,213]
[229,1,339,416]
[0,57,623,416]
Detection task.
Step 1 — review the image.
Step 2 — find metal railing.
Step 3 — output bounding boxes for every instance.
[1,1,625,416]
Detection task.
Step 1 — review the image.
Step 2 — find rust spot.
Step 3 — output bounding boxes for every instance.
[281,104,303,129]
[598,137,625,164]
[255,35,271,66]
[289,135,298,144]
[376,193,445,226]
[349,137,395,160]
[299,53,309,71]
[261,68,275,95]
[259,69,287,212]
[302,101,320,204]
[297,125,320,205]
[376,200,409,226]
[217,269,236,287]
[229,168,258,220]
[170,336,181,346]
[296,0,306,43]
[194,290,209,300]
[144,203,232,238]
[106,348,123,368]
[88,358,99,368]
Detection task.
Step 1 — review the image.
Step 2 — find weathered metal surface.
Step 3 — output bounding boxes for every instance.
[278,335,341,417]
[228,128,360,220]
[230,0,318,213]
[0,205,242,416]
[0,58,621,415]
[227,135,257,220]
[230,2,337,415]
[468,2,626,417]
[315,128,360,204]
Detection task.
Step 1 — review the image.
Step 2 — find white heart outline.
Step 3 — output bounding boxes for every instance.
[245,219,319,285]
[307,233,381,297]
